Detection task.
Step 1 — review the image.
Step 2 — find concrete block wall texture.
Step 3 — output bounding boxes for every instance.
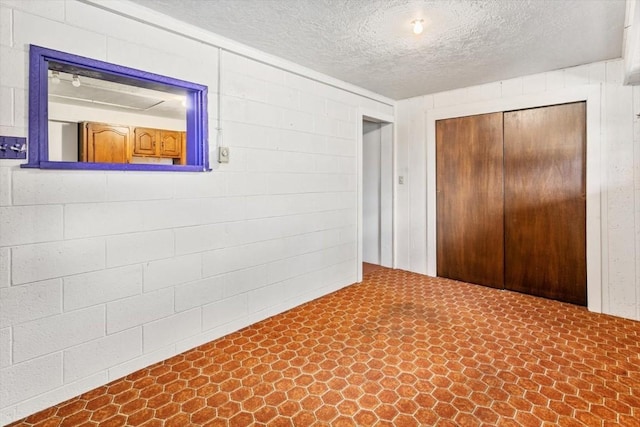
[0,0,392,423]
[395,60,640,322]
[1,0,637,424]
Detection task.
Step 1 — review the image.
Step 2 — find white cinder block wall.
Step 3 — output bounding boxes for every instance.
[395,60,640,321]
[0,0,393,423]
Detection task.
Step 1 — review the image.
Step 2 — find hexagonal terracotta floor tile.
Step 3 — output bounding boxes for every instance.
[7,268,640,427]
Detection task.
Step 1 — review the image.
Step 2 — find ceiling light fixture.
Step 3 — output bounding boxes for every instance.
[412,19,424,35]
[71,74,81,88]
[50,71,60,84]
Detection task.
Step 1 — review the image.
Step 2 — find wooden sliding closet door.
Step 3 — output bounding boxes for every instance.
[436,113,505,289]
[503,102,586,305]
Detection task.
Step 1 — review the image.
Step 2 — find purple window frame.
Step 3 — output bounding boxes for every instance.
[25,45,210,172]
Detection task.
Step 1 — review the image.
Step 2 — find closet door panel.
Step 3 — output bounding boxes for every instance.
[436,113,505,289]
[503,102,586,305]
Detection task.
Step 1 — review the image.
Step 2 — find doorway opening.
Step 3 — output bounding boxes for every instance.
[361,117,393,279]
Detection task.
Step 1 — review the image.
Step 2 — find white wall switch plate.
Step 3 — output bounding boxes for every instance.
[218,146,230,163]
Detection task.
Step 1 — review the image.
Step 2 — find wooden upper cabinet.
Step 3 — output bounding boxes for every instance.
[159,130,181,157]
[133,127,157,156]
[79,122,130,163]
[133,128,184,161]
[80,122,185,164]
[179,132,187,165]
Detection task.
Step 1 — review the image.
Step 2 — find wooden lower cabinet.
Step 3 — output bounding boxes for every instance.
[80,122,186,164]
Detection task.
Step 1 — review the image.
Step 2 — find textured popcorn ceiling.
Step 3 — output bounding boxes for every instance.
[129,0,626,100]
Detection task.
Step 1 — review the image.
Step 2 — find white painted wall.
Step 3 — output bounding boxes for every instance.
[0,1,393,423]
[48,120,78,161]
[396,60,640,322]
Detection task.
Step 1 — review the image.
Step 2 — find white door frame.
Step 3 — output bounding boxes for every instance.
[426,85,603,313]
[357,109,395,282]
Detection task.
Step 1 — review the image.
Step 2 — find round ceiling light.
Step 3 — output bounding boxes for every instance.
[412,19,424,35]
